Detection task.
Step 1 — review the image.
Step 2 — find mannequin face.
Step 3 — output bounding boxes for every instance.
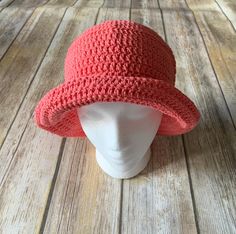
[76,102,163,165]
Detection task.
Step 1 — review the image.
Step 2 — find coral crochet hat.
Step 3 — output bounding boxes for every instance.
[34,20,200,137]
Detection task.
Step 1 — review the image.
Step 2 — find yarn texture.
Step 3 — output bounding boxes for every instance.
[34,19,201,137]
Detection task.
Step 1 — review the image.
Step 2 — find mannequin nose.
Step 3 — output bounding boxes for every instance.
[108,119,128,151]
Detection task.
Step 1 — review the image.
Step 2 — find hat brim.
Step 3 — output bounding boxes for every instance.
[34,75,200,137]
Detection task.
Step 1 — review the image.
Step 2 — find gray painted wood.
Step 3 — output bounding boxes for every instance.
[0,0,235,233]
[163,9,236,234]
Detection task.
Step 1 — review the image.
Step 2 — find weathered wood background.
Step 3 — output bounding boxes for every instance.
[0,0,235,233]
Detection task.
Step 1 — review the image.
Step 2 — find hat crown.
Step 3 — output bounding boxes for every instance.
[64,20,176,85]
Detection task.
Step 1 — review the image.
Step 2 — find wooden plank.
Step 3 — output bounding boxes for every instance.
[0,6,66,148]
[160,0,236,128]
[185,0,222,11]
[185,3,236,126]
[74,0,105,8]
[131,0,160,9]
[103,0,131,8]
[9,0,48,7]
[215,0,236,30]
[97,6,130,21]
[0,0,15,11]
[0,7,34,59]
[162,9,236,234]
[176,0,236,30]
[0,5,86,233]
[159,0,189,9]
[43,6,130,234]
[0,0,78,8]
[46,0,77,7]
[0,0,78,59]
[120,8,198,234]
[0,118,63,233]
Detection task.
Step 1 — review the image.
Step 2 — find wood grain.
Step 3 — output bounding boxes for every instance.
[131,0,160,9]
[215,0,236,30]
[185,0,236,127]
[103,0,131,8]
[159,0,188,10]
[0,0,235,233]
[0,117,63,233]
[0,6,66,148]
[184,0,221,11]
[8,0,48,8]
[0,7,34,59]
[0,0,15,11]
[46,0,77,7]
[0,6,68,233]
[74,0,104,8]
[162,9,236,234]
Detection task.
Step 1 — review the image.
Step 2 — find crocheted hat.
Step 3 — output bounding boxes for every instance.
[34,20,200,137]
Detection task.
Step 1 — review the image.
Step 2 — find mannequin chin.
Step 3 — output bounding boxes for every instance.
[77,101,163,179]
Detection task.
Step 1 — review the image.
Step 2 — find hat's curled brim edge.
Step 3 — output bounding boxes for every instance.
[34,75,201,137]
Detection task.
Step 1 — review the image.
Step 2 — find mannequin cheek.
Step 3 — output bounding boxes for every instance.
[125,115,161,138]
[79,118,110,145]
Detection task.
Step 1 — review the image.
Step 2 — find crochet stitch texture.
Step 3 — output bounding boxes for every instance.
[34,19,201,137]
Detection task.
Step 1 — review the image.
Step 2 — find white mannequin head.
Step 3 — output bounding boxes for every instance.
[77,102,163,179]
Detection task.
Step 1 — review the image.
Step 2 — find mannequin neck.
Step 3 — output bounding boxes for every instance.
[95,147,151,179]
